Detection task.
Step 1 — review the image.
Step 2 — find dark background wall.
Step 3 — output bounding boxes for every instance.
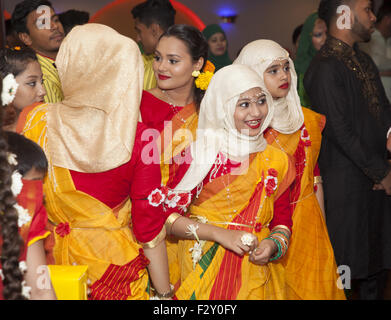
[4,0,385,59]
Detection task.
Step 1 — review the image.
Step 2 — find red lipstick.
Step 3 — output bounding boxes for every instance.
[158,74,171,80]
[279,83,289,89]
[245,120,262,130]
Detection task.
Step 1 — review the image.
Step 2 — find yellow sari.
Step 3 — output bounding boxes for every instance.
[22,104,149,300]
[160,105,198,289]
[176,145,295,300]
[265,107,346,300]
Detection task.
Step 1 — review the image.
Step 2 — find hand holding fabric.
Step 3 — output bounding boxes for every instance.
[249,239,278,265]
[215,229,258,256]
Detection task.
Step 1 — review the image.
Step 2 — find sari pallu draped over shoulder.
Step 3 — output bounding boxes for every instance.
[265,108,346,300]
[176,146,295,300]
[140,91,199,288]
[140,91,198,187]
[22,105,149,300]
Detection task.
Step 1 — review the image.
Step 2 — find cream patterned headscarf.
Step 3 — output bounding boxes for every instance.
[174,64,274,192]
[47,23,144,173]
[234,39,304,134]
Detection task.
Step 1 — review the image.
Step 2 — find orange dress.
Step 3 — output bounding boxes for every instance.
[264,107,346,300]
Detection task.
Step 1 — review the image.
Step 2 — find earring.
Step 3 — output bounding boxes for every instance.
[192,70,201,78]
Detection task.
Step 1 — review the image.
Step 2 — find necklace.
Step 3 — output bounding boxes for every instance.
[161,89,187,123]
[218,154,267,230]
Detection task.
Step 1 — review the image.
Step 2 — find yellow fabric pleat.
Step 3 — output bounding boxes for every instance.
[157,108,199,287]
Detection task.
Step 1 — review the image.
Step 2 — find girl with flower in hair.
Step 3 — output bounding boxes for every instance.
[139,24,213,288]
[0,47,46,132]
[161,64,296,300]
[234,40,345,300]
[0,73,56,300]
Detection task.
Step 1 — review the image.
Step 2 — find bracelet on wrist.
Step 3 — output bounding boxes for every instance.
[152,284,175,300]
[266,237,283,262]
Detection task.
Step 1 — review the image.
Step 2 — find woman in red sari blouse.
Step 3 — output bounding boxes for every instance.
[139,24,210,287]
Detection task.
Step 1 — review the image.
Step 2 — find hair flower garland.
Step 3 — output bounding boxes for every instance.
[7,152,18,166]
[14,204,32,228]
[194,60,216,91]
[195,71,214,91]
[2,74,19,106]
[11,171,23,197]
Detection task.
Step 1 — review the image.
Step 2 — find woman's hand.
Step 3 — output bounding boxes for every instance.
[214,229,259,256]
[249,238,278,265]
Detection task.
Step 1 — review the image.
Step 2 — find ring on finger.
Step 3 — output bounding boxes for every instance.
[241,233,255,246]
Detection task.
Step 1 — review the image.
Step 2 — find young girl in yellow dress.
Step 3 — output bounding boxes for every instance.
[162,64,297,299]
[234,39,346,300]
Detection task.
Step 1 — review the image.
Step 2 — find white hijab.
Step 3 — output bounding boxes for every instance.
[234,39,304,134]
[174,64,274,192]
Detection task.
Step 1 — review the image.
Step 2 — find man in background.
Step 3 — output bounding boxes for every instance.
[305,0,391,300]
[361,2,391,101]
[12,0,64,103]
[131,0,176,90]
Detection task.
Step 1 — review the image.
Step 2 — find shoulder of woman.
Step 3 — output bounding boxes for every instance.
[302,107,326,132]
[21,103,48,138]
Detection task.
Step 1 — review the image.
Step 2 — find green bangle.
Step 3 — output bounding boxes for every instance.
[266,237,282,262]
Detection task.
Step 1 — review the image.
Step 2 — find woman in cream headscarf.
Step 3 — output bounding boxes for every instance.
[234,40,346,300]
[20,23,180,300]
[160,64,296,300]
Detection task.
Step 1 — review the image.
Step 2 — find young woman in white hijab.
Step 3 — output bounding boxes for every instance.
[234,40,346,300]
[158,64,296,300]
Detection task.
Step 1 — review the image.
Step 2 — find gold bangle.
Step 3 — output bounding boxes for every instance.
[271,225,291,237]
[140,227,166,249]
[164,212,182,232]
[314,176,323,185]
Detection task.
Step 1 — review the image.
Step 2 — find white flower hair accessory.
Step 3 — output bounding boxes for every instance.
[11,171,23,197]
[2,74,19,106]
[7,153,18,166]
[14,203,32,228]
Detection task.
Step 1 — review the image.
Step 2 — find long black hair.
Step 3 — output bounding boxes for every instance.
[160,24,209,111]
[0,77,26,300]
[4,131,48,177]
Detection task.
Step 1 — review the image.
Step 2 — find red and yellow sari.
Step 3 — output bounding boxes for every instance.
[176,145,296,300]
[264,107,346,300]
[140,90,199,287]
[22,104,159,300]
